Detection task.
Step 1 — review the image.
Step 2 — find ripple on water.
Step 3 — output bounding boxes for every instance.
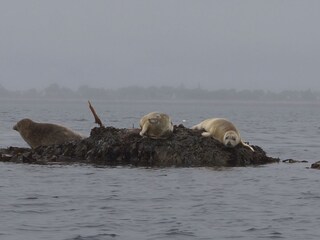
[64,233,118,240]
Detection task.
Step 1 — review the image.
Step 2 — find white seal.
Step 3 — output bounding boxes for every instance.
[139,112,173,139]
[192,118,254,151]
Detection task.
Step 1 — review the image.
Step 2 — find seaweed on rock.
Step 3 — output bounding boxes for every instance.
[0,125,279,167]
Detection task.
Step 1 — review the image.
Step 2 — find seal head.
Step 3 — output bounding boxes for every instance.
[223,130,240,148]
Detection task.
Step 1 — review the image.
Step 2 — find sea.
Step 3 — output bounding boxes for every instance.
[0,98,320,240]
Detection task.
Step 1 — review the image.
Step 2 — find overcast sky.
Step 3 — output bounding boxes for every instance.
[1,0,320,91]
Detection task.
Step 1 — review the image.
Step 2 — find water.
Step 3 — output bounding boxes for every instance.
[1,99,320,240]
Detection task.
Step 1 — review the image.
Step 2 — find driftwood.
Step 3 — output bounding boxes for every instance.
[0,125,279,167]
[88,100,104,127]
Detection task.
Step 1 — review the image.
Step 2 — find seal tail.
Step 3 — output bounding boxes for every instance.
[191,123,201,130]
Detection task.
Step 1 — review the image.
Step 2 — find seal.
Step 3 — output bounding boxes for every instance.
[13,118,84,149]
[139,112,174,139]
[191,118,254,151]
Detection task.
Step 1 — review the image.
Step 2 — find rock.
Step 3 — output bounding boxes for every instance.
[311,161,320,169]
[282,159,308,163]
[0,125,279,167]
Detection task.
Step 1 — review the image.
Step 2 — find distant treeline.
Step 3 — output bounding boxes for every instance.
[1,83,320,102]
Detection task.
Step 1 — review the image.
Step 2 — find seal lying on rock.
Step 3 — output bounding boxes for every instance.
[139,112,173,139]
[13,118,84,149]
[1,125,279,166]
[192,118,254,151]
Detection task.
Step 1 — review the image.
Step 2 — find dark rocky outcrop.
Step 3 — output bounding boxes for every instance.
[0,125,279,167]
[311,161,320,169]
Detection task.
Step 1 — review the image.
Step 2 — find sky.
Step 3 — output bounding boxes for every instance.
[1,0,320,91]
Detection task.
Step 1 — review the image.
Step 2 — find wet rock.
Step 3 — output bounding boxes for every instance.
[0,125,279,167]
[311,161,320,169]
[282,159,308,163]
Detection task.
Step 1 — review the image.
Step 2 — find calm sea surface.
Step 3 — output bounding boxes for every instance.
[0,99,320,240]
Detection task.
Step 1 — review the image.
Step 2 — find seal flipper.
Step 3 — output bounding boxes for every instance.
[241,140,255,152]
[139,121,149,136]
[201,132,211,137]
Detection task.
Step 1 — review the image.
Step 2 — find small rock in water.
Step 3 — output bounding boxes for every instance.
[282,159,308,163]
[311,161,320,169]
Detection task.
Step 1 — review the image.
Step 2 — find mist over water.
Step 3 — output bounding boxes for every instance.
[1,99,320,239]
[1,1,320,92]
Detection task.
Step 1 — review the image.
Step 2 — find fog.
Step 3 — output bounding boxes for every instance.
[1,0,320,91]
